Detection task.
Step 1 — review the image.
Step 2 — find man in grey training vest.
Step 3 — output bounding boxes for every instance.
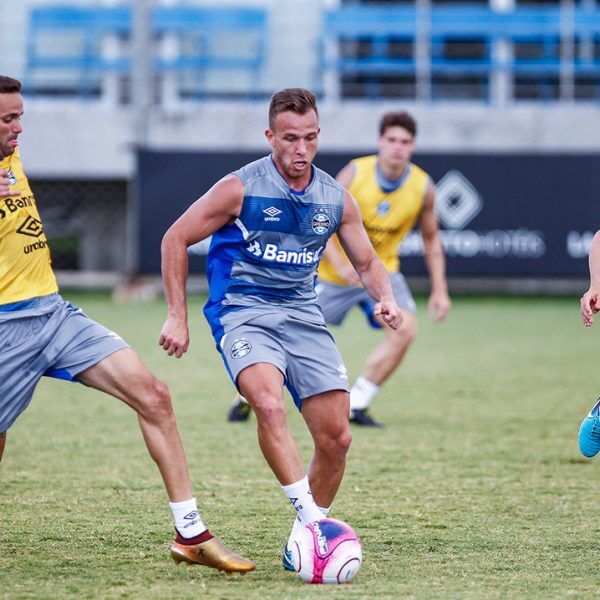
[160,88,402,569]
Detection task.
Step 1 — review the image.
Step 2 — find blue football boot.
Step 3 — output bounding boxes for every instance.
[282,544,295,571]
[579,398,600,458]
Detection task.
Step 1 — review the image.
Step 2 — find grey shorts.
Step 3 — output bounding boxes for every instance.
[315,272,416,328]
[217,307,350,410]
[0,296,129,433]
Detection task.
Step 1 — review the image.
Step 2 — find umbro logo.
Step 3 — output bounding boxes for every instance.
[183,511,199,520]
[263,206,282,222]
[263,206,281,217]
[17,215,44,238]
[337,364,348,380]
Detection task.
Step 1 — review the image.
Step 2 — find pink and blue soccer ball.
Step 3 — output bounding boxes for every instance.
[290,518,362,584]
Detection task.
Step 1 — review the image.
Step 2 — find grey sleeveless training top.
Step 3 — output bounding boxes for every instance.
[203,155,345,340]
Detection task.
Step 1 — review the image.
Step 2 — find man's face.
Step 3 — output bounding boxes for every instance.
[0,93,23,158]
[378,125,415,169]
[265,109,320,183]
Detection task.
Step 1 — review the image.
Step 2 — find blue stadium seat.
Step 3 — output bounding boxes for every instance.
[25,5,268,100]
[24,3,600,103]
[321,4,600,102]
[322,6,417,75]
[25,6,131,97]
[153,7,268,99]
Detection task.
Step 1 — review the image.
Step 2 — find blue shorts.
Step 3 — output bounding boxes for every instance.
[0,294,129,433]
[316,272,416,329]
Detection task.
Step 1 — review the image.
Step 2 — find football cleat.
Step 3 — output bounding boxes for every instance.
[579,398,600,458]
[171,531,256,574]
[349,408,384,428]
[282,543,295,572]
[227,395,252,422]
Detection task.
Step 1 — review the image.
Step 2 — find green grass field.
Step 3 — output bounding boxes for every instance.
[2,293,600,599]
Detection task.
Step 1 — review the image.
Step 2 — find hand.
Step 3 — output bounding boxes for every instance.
[427,291,451,323]
[581,288,600,327]
[159,316,189,358]
[373,297,403,330]
[0,169,19,198]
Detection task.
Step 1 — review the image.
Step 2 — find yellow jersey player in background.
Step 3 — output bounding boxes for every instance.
[0,75,254,573]
[227,111,450,427]
[316,111,451,427]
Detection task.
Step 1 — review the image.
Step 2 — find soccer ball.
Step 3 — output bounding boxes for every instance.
[290,518,362,584]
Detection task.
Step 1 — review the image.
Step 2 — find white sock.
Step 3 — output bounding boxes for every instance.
[350,376,380,411]
[169,497,207,539]
[289,515,305,543]
[288,503,331,547]
[282,476,323,525]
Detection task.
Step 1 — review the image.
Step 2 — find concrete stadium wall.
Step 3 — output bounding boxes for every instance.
[18,101,600,178]
[8,0,600,178]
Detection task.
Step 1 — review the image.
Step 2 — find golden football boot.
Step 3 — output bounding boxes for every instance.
[171,531,256,574]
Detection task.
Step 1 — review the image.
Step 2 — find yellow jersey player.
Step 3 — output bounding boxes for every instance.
[316,111,451,427]
[0,75,254,573]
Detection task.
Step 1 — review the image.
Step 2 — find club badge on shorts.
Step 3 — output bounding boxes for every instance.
[231,339,252,359]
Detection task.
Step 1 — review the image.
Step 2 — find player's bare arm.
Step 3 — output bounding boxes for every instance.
[419,183,451,323]
[336,190,402,330]
[160,174,244,357]
[581,230,600,327]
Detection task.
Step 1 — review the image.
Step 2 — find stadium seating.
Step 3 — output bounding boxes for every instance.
[24,2,600,103]
[152,7,267,99]
[25,5,268,100]
[25,5,130,97]
[321,4,600,101]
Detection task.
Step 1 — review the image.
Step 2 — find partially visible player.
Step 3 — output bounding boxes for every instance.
[578,231,600,457]
[160,88,402,569]
[317,111,450,427]
[0,75,254,574]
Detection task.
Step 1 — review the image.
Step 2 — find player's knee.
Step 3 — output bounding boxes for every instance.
[251,392,286,429]
[318,424,352,459]
[139,378,174,421]
[404,318,418,343]
[338,426,352,455]
[390,316,418,348]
